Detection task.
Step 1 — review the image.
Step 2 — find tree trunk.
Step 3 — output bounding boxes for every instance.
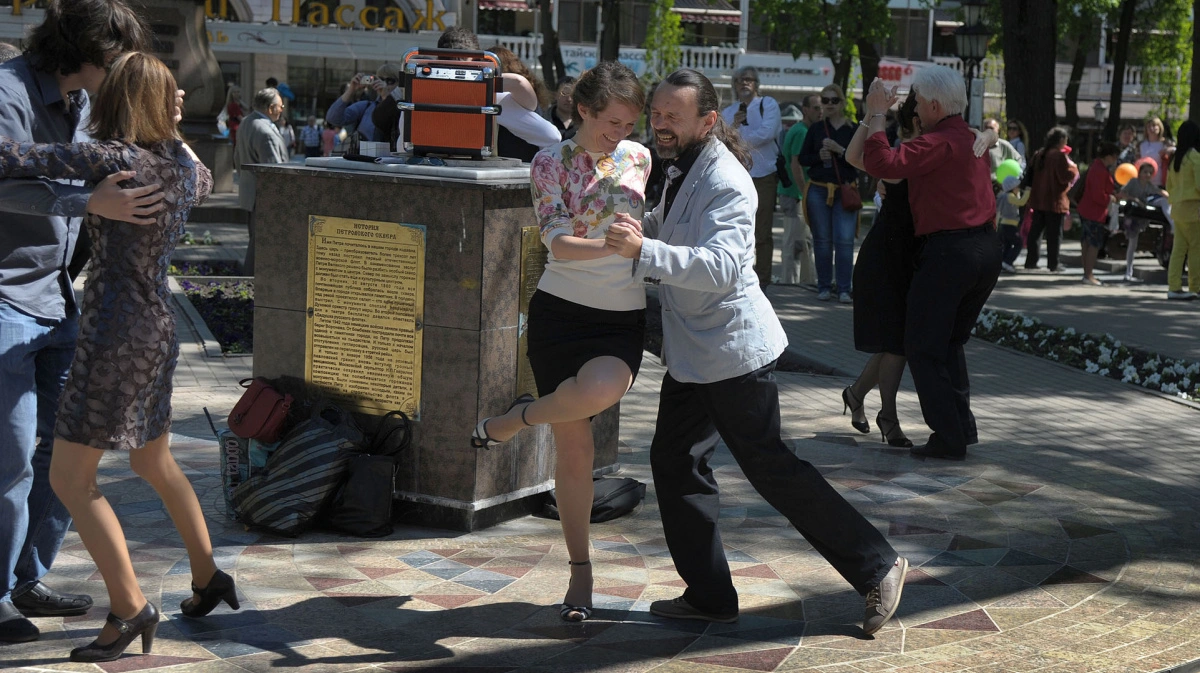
[833,55,852,97]
[1103,0,1136,140]
[538,0,565,86]
[1191,0,1200,122]
[857,38,882,99]
[1063,35,1087,129]
[1000,0,1058,152]
[600,0,621,62]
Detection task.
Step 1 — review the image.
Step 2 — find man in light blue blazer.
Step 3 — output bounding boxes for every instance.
[606,69,907,637]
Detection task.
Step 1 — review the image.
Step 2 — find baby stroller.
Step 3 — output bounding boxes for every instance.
[1103,195,1174,271]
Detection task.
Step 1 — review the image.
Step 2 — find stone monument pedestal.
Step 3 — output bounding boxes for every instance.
[249,161,621,531]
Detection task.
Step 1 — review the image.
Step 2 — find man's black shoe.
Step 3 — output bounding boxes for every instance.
[911,433,966,461]
[0,601,39,643]
[13,582,92,617]
[910,443,966,460]
[649,596,738,623]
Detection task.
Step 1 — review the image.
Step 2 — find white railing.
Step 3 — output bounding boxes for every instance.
[481,34,740,78]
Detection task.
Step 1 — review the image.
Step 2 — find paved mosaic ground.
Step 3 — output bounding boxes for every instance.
[4,354,1199,673]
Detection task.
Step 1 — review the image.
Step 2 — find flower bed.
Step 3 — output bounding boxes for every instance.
[973,308,1199,402]
[169,261,242,276]
[179,279,253,354]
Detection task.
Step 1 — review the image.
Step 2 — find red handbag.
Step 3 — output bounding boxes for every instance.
[227,377,293,443]
[826,120,863,212]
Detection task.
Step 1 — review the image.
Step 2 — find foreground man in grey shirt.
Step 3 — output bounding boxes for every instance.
[605,69,907,637]
[0,0,162,644]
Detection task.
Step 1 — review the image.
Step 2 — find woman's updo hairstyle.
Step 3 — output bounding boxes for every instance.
[571,61,646,126]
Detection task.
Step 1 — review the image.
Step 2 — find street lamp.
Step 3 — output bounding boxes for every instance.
[1093,100,1109,125]
[954,0,992,128]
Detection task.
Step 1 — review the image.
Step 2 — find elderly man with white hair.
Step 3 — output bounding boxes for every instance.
[860,67,1001,461]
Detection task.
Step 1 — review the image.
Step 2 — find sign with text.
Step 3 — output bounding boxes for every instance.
[561,46,647,78]
[306,215,426,417]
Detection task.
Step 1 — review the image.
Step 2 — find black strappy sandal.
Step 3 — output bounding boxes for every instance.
[470,394,535,450]
[559,560,593,622]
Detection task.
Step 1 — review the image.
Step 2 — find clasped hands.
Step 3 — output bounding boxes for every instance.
[605,213,643,259]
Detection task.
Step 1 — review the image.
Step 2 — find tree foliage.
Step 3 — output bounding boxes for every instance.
[1124,0,1192,133]
[1058,1,1121,128]
[643,0,684,81]
[754,0,892,96]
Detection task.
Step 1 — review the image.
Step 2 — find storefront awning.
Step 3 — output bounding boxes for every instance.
[478,0,540,11]
[673,0,740,25]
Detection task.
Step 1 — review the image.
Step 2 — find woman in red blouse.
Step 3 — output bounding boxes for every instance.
[1025,127,1078,272]
[1075,142,1119,285]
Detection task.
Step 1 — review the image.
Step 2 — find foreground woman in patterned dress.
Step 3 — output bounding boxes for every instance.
[0,52,227,663]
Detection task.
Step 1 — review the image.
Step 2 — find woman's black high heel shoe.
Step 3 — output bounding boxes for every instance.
[181,569,240,618]
[69,602,159,663]
[841,387,870,434]
[471,394,536,450]
[876,413,913,448]
[559,560,593,622]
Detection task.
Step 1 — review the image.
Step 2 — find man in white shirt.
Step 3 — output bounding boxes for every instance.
[436,27,560,157]
[722,66,781,286]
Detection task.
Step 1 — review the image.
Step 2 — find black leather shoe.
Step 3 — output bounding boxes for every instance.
[911,433,966,460]
[0,601,39,643]
[69,602,158,663]
[13,582,92,617]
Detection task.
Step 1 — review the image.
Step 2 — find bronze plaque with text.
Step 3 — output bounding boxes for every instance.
[305,215,425,417]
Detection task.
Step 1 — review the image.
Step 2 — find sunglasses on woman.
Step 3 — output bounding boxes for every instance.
[821,96,841,105]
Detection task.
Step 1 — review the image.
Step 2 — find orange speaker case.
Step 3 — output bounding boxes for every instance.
[400,48,502,158]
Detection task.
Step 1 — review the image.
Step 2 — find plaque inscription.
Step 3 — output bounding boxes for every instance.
[516,225,548,399]
[305,215,425,417]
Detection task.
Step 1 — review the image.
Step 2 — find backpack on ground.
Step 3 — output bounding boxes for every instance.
[542,477,646,523]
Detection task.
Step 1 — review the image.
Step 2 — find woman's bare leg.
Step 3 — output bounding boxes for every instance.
[847,353,883,427]
[50,439,145,645]
[876,353,907,421]
[550,419,597,609]
[129,433,218,607]
[481,356,634,441]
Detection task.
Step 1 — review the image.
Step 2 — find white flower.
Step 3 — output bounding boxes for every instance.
[1022,317,1035,328]
[1182,377,1192,391]
[1099,368,1110,377]
[1064,327,1076,336]
[1146,373,1162,385]
[1143,358,1160,372]
[1085,361,1099,373]
[1048,352,1058,360]
[1187,363,1200,375]
[1113,340,1122,348]
[1123,365,1139,380]
[1161,382,1179,394]
[1098,353,1112,365]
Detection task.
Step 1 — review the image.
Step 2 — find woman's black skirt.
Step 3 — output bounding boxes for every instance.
[526,289,646,398]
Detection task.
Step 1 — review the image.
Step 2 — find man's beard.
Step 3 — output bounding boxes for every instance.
[655,131,700,160]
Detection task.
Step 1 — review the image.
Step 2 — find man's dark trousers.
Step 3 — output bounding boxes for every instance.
[904,227,1002,454]
[650,361,898,615]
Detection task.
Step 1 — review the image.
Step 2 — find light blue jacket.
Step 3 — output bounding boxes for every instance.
[635,136,788,384]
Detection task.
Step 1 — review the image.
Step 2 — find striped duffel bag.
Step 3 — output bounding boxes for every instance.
[229,402,362,536]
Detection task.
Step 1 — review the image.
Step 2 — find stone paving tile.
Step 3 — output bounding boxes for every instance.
[11,249,1198,672]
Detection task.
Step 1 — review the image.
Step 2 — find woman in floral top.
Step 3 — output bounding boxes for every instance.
[471,61,649,622]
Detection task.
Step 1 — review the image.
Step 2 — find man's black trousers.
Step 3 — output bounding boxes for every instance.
[904,227,1003,454]
[650,361,898,615]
